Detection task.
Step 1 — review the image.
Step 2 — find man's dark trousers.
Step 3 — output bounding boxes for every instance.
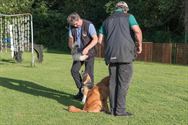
[71,57,94,90]
[109,62,133,115]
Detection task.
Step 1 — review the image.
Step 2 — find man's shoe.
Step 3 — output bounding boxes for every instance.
[73,92,83,100]
[106,111,115,116]
[115,112,133,117]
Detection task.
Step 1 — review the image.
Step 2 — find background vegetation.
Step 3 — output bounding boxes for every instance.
[0,0,186,50]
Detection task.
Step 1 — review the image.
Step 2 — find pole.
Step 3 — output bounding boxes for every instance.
[30,14,35,67]
[9,24,14,58]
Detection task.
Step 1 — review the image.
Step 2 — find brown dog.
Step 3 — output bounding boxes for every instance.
[68,76,110,113]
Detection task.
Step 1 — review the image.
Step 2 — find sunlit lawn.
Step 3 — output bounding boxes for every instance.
[0,51,188,125]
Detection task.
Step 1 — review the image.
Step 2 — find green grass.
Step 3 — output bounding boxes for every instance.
[0,51,188,125]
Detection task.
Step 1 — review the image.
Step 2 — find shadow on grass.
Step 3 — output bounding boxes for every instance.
[0,77,83,110]
[0,59,15,64]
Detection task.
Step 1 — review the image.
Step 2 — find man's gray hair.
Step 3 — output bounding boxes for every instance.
[116,1,129,12]
[67,12,81,25]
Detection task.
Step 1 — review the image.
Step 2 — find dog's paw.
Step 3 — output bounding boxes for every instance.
[68,105,76,112]
[72,42,79,48]
[79,55,88,61]
[72,54,88,61]
[82,95,87,104]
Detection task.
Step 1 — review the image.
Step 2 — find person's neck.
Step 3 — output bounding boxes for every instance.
[79,19,83,27]
[115,8,123,12]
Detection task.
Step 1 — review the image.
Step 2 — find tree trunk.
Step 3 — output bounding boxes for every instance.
[185,0,188,43]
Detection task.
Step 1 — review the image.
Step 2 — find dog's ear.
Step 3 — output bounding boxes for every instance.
[101,76,110,87]
[82,73,91,84]
[72,42,79,49]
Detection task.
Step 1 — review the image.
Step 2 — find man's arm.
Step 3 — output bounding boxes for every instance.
[82,24,98,55]
[82,34,98,55]
[131,25,142,54]
[98,34,104,45]
[98,25,105,47]
[68,26,74,49]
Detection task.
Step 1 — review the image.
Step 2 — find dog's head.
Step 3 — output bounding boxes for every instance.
[99,76,110,87]
[97,76,110,100]
[71,42,79,55]
[82,73,92,85]
[71,42,88,61]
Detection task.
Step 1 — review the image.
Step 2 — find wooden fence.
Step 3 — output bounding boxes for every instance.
[175,43,188,65]
[95,42,188,65]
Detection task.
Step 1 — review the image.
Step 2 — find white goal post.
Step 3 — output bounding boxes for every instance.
[0,13,34,66]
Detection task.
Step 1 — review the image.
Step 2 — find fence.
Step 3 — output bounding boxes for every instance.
[175,43,188,65]
[95,42,188,65]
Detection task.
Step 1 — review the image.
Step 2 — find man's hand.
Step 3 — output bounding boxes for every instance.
[131,25,142,54]
[137,45,142,54]
[82,34,98,55]
[82,48,89,55]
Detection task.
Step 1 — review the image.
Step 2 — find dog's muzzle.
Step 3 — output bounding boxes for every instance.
[72,54,88,61]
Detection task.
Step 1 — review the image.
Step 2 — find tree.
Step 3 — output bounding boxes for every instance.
[185,0,188,43]
[105,0,184,42]
[0,0,34,14]
[0,0,185,49]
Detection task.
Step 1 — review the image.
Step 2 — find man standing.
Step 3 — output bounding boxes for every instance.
[98,1,142,116]
[67,12,98,100]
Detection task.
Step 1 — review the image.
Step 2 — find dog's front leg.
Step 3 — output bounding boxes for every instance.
[102,100,109,113]
[82,87,89,103]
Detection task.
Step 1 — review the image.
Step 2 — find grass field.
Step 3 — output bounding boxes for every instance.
[0,51,188,125]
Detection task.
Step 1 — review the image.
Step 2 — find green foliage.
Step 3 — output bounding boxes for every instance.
[0,0,34,14]
[31,1,68,50]
[0,0,186,49]
[63,0,109,27]
[144,30,185,43]
[33,11,68,50]
[105,0,184,43]
[104,0,118,14]
[31,0,109,50]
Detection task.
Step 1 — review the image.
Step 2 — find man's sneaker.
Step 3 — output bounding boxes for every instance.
[73,92,83,100]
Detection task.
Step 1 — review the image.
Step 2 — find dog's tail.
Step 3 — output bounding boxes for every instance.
[68,105,86,112]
